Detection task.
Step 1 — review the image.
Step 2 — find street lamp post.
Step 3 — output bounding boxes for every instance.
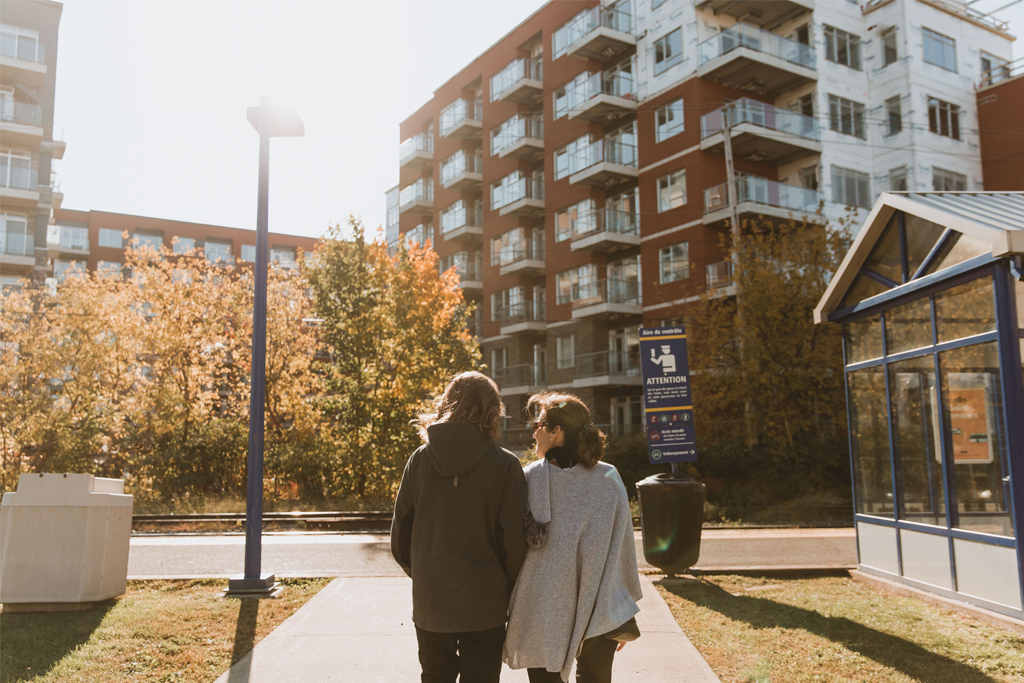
[226,96,304,596]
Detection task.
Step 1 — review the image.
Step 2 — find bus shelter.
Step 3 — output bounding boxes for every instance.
[815,192,1024,619]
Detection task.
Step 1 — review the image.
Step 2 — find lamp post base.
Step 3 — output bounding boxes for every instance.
[225,573,278,597]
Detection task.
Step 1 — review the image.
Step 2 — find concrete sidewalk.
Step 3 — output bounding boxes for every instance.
[213,574,720,683]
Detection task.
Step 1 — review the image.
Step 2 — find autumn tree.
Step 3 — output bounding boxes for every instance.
[306,219,479,500]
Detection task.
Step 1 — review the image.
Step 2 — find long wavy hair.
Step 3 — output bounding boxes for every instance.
[417,371,507,441]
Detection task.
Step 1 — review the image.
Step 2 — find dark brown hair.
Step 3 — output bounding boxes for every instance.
[418,371,507,441]
[526,392,606,468]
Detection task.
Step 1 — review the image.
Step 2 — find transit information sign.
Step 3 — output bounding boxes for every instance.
[639,326,697,464]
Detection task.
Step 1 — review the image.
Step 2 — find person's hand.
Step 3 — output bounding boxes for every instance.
[616,641,626,652]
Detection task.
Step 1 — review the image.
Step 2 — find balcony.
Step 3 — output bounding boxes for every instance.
[494,301,546,335]
[697,23,816,97]
[564,1,635,62]
[440,98,483,139]
[0,231,36,269]
[706,260,733,289]
[569,139,638,188]
[491,56,543,104]
[696,0,813,31]
[440,205,484,242]
[0,166,39,207]
[492,114,544,160]
[703,176,824,225]
[440,149,483,190]
[0,33,47,88]
[573,350,641,388]
[700,98,821,164]
[570,278,642,319]
[399,133,433,170]
[494,363,548,396]
[494,240,545,278]
[56,229,90,256]
[0,101,43,147]
[566,72,636,123]
[494,177,544,217]
[398,179,434,215]
[442,256,482,292]
[570,208,640,252]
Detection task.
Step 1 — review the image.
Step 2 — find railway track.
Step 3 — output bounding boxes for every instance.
[132,511,393,532]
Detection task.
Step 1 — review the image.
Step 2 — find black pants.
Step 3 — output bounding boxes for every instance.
[527,635,618,683]
[415,624,506,683]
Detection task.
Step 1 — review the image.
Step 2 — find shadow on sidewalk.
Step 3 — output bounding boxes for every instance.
[224,598,260,682]
[0,600,116,682]
[663,581,1001,683]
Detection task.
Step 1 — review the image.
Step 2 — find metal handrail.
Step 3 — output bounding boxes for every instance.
[399,133,433,162]
[565,278,640,308]
[493,300,545,323]
[0,100,43,126]
[399,178,433,206]
[706,260,733,289]
[698,22,816,69]
[490,56,543,101]
[574,349,641,378]
[701,98,819,141]
[440,205,482,234]
[492,238,545,267]
[554,0,633,58]
[492,176,544,210]
[571,138,637,173]
[571,207,639,239]
[440,98,483,137]
[440,149,483,185]
[491,114,544,154]
[703,177,823,214]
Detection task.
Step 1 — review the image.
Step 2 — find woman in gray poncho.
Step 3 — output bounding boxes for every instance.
[503,392,643,683]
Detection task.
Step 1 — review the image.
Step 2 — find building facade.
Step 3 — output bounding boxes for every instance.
[977,57,1024,192]
[1,0,65,290]
[387,0,1013,445]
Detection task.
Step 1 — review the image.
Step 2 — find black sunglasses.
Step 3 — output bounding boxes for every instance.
[528,420,553,430]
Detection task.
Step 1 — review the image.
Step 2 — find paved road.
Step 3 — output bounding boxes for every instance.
[127,528,857,579]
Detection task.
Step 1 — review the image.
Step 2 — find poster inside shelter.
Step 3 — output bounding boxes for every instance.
[948,384,994,464]
[639,326,697,464]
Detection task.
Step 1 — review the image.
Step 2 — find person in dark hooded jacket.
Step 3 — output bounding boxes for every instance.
[391,371,528,683]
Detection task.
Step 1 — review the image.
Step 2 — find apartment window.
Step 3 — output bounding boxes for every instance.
[824,26,862,70]
[655,98,684,143]
[828,95,866,139]
[557,335,575,369]
[173,236,196,254]
[652,0,668,8]
[890,166,908,192]
[657,168,686,212]
[798,165,819,191]
[553,135,590,180]
[555,264,596,305]
[97,260,122,279]
[831,166,871,209]
[923,28,956,72]
[654,28,682,75]
[611,395,643,434]
[54,259,85,283]
[659,242,689,283]
[132,231,163,251]
[491,348,508,374]
[1,275,23,295]
[932,167,967,192]
[98,228,124,249]
[0,214,27,257]
[59,225,88,251]
[980,52,1010,86]
[882,28,898,66]
[241,244,256,262]
[205,239,232,264]
[928,97,960,140]
[271,246,297,268]
[794,24,811,46]
[492,286,524,320]
[553,72,589,119]
[885,96,902,136]
[555,198,594,242]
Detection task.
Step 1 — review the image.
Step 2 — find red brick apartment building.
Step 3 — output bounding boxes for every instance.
[384,0,1016,443]
[977,58,1024,191]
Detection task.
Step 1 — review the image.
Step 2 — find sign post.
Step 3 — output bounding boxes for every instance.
[639,326,697,469]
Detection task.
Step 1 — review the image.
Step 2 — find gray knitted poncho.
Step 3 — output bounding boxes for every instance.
[503,458,643,682]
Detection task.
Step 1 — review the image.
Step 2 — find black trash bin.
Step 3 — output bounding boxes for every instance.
[636,473,705,575]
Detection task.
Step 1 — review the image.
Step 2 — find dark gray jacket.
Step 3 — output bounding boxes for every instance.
[391,421,528,633]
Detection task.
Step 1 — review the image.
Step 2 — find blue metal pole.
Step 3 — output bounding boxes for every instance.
[244,96,271,581]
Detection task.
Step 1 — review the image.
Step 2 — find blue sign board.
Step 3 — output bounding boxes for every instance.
[639,326,697,464]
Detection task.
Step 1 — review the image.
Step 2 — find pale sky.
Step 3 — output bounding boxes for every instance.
[52,0,1024,241]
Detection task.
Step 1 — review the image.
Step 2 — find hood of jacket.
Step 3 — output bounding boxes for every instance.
[425,421,496,477]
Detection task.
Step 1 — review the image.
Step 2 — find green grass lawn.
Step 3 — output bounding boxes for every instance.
[1,578,329,683]
[658,574,1024,683]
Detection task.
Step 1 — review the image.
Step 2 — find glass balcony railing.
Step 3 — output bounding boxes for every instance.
[0,231,33,257]
[0,100,43,127]
[574,349,641,378]
[556,71,635,118]
[0,166,38,191]
[571,207,639,239]
[0,34,45,63]
[568,278,641,308]
[492,239,545,267]
[492,177,544,210]
[490,56,543,102]
[491,114,544,155]
[440,150,483,186]
[493,300,545,324]
[706,260,733,289]
[571,138,637,174]
[698,23,816,70]
[494,362,547,387]
[554,0,634,58]
[399,179,433,207]
[399,133,433,163]
[700,97,819,141]
[440,205,482,235]
[703,177,824,214]
[440,98,483,137]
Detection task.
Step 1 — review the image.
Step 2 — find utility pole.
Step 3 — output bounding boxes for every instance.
[720,103,757,449]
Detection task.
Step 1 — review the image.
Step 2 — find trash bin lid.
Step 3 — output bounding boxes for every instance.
[636,473,705,489]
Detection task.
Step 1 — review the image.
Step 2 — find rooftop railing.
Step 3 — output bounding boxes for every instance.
[571,138,637,173]
[700,97,819,141]
[0,34,45,63]
[0,231,33,257]
[490,56,543,101]
[491,114,544,155]
[440,98,483,137]
[399,178,433,207]
[0,100,42,127]
[493,300,545,324]
[440,149,483,186]
[574,349,641,378]
[571,207,639,239]
[399,133,433,163]
[703,177,824,214]
[698,23,816,70]
[440,205,482,235]
[492,177,544,210]
[554,0,634,58]
[0,167,38,191]
[492,238,544,267]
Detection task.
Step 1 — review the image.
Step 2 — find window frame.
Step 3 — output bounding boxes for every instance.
[655,98,685,143]
[823,25,862,71]
[932,167,967,192]
[653,28,683,75]
[927,97,961,141]
[98,228,124,249]
[885,96,902,136]
[659,241,690,284]
[828,94,866,139]
[923,27,957,72]
[657,168,686,212]
[831,165,872,209]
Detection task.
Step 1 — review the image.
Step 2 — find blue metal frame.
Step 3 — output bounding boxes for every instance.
[912,228,953,281]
